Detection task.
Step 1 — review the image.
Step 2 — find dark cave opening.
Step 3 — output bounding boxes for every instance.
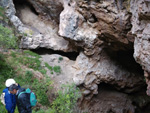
[31,48,79,61]
[95,82,150,113]
[105,48,144,75]
[13,0,39,16]
[94,49,150,113]
[97,82,147,94]
[13,0,64,25]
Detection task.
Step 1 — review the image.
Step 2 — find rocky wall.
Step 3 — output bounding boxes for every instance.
[1,0,150,112]
[130,0,150,96]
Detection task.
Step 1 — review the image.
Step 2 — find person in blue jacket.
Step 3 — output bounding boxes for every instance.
[3,79,20,113]
[3,88,16,113]
[9,84,32,113]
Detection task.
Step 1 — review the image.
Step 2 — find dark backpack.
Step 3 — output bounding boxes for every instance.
[18,88,37,107]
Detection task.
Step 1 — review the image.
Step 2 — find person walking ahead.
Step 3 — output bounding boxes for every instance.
[8,84,32,113]
[2,79,17,113]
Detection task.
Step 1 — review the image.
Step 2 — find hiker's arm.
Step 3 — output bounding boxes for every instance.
[11,95,16,113]
[4,93,13,112]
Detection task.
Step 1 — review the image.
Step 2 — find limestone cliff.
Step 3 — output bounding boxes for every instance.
[1,0,150,112]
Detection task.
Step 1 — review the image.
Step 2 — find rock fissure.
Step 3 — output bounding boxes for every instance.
[31,48,79,61]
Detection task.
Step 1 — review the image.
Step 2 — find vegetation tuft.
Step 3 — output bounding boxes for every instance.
[0,25,18,49]
[45,63,61,75]
[58,57,63,63]
[51,83,81,113]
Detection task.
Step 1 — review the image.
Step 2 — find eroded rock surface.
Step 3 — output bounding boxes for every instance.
[0,0,75,51]
[73,51,144,96]
[80,83,150,113]
[80,84,135,113]
[1,0,150,112]
[130,0,150,96]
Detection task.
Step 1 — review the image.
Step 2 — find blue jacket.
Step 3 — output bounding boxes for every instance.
[3,87,16,113]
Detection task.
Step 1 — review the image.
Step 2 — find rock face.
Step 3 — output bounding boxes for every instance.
[80,83,136,113]
[0,0,75,52]
[130,0,150,96]
[1,0,150,112]
[80,83,150,113]
[73,51,144,96]
[59,0,133,51]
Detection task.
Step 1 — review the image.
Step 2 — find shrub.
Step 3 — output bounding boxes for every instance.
[58,57,63,63]
[51,83,81,113]
[39,69,47,75]
[0,7,5,18]
[0,25,18,49]
[45,63,53,71]
[53,66,61,74]
[58,57,63,61]
[24,70,34,83]
[0,103,7,113]
[45,63,61,75]
[32,78,52,106]
[0,6,8,22]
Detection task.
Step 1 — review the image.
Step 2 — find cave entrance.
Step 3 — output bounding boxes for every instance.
[13,0,38,17]
[79,48,146,112]
[31,48,79,61]
[105,48,144,75]
[13,0,64,25]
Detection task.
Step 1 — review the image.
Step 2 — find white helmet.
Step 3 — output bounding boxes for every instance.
[5,79,16,87]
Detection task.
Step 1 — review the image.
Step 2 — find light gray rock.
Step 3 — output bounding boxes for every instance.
[40,54,76,91]
[0,0,75,52]
[130,0,150,95]
[59,6,80,39]
[73,52,144,94]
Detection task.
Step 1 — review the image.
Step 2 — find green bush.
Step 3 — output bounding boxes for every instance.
[32,77,53,106]
[0,6,8,22]
[45,62,53,71]
[0,103,7,113]
[51,84,81,113]
[0,25,18,49]
[39,69,47,75]
[58,57,63,61]
[33,108,54,113]
[0,53,18,112]
[53,66,61,74]
[0,53,16,89]
[58,57,63,63]
[45,63,61,75]
[0,7,5,18]
[24,70,34,83]
[0,6,18,50]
